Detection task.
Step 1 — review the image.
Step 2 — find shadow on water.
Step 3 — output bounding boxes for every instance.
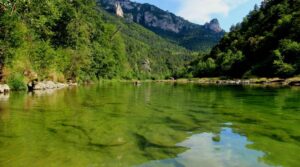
[0,83,299,167]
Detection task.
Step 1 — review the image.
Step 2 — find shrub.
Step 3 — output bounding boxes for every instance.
[7,73,27,91]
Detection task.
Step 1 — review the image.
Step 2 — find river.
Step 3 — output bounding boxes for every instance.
[0,83,299,167]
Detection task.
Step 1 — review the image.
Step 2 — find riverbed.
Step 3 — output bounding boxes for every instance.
[0,83,299,167]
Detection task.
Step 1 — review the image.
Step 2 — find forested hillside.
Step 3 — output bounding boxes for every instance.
[3,0,296,90]
[191,0,300,78]
[99,8,195,79]
[0,0,195,89]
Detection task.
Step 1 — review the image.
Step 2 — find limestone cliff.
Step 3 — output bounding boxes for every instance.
[97,0,225,51]
[115,1,124,17]
[204,19,222,33]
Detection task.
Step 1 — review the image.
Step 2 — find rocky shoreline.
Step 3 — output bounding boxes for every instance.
[28,81,77,91]
[0,81,77,94]
[154,78,300,86]
[1,78,300,94]
[28,81,66,91]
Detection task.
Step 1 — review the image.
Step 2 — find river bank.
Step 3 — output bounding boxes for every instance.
[1,77,300,94]
[126,77,300,87]
[0,81,77,94]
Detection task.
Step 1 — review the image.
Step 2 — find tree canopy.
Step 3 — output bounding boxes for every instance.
[190,0,300,78]
[0,0,195,88]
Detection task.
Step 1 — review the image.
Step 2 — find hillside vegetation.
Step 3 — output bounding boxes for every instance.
[99,8,195,79]
[0,0,194,89]
[190,0,300,78]
[2,0,297,90]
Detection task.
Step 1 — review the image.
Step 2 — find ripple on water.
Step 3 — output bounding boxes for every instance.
[0,84,300,167]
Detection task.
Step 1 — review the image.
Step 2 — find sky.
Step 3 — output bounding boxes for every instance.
[134,0,262,31]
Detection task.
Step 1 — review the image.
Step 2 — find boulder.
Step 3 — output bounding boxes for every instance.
[44,81,56,89]
[57,83,67,88]
[241,80,251,85]
[29,81,70,91]
[133,80,141,86]
[0,84,10,93]
[33,82,46,90]
[289,81,300,86]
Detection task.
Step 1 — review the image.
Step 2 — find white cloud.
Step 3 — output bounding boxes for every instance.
[177,0,250,24]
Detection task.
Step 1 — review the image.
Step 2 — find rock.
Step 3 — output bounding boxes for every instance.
[289,81,300,86]
[241,80,251,85]
[3,84,10,92]
[0,84,10,93]
[270,79,285,83]
[115,1,124,17]
[57,83,67,88]
[29,81,70,91]
[44,81,56,89]
[216,79,251,85]
[98,0,224,34]
[204,18,222,33]
[98,0,225,51]
[34,82,46,90]
[141,59,151,72]
[133,80,141,86]
[0,86,4,93]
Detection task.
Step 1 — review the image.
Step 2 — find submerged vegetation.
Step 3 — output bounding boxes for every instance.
[0,1,300,166]
[1,83,300,166]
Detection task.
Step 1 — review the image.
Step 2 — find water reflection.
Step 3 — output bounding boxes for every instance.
[139,128,271,167]
[0,83,299,167]
[0,93,9,102]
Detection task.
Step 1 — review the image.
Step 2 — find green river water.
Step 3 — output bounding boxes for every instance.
[0,83,299,167]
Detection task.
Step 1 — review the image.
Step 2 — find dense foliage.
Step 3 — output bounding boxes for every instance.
[3,0,295,86]
[191,0,300,78]
[0,0,126,84]
[99,8,196,79]
[0,0,195,88]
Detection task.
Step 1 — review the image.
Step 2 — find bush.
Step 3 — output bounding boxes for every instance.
[272,49,296,77]
[194,58,217,76]
[273,60,295,77]
[7,73,27,91]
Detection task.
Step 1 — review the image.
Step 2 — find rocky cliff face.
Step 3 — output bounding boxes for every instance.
[204,19,222,33]
[115,1,124,17]
[97,0,225,51]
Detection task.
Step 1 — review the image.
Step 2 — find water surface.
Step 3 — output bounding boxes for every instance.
[0,83,299,167]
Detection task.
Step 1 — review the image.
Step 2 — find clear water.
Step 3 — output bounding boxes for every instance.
[0,83,299,167]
